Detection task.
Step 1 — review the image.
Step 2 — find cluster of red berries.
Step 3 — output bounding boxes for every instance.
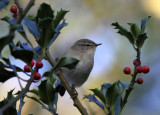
[10,6,18,18]
[24,60,43,80]
[123,59,150,84]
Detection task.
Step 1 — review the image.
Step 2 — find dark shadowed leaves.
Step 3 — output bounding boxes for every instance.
[0,62,16,82]
[9,43,33,64]
[0,89,17,115]
[36,3,54,21]
[35,3,68,49]
[136,33,148,48]
[0,34,14,55]
[38,80,56,106]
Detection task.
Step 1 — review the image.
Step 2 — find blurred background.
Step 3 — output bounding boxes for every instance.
[0,0,160,115]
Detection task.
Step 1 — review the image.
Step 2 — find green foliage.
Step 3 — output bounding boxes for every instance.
[85,81,128,115]
[38,80,55,106]
[9,43,33,64]
[0,62,16,82]
[35,3,68,50]
[0,89,17,115]
[112,22,135,45]
[26,77,58,114]
[112,16,151,49]
[0,34,14,56]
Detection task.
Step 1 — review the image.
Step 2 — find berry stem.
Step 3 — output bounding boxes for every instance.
[122,48,141,109]
[14,0,23,13]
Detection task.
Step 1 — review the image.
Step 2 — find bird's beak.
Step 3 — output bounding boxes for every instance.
[96,43,102,46]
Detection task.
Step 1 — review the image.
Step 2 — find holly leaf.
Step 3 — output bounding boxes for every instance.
[106,81,129,115]
[0,34,14,55]
[35,3,68,49]
[9,43,33,64]
[0,62,15,82]
[54,57,79,70]
[48,19,68,48]
[18,41,43,58]
[141,16,151,34]
[84,94,104,110]
[36,3,54,21]
[101,83,111,96]
[37,18,55,49]
[0,89,17,115]
[136,33,148,48]
[22,18,40,39]
[112,22,135,45]
[29,89,39,96]
[38,80,56,106]
[53,9,68,28]
[90,88,106,105]
[128,23,140,38]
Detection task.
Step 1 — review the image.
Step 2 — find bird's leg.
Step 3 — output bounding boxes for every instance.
[71,84,78,99]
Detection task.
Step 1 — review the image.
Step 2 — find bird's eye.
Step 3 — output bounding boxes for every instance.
[86,44,90,46]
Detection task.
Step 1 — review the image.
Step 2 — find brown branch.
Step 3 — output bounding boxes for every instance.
[16,0,35,24]
[14,0,23,13]
[46,51,88,115]
[122,48,141,108]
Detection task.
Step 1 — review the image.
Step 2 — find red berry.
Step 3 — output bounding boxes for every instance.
[31,60,35,67]
[36,61,43,69]
[10,6,17,13]
[24,65,30,72]
[136,66,143,73]
[33,72,41,80]
[133,59,141,66]
[136,78,143,84]
[12,13,18,18]
[123,67,131,74]
[143,66,150,73]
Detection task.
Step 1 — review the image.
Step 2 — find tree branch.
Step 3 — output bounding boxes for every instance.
[14,0,23,13]
[122,48,141,108]
[16,0,35,24]
[46,51,88,115]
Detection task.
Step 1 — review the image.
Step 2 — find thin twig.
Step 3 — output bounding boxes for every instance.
[16,0,35,24]
[14,0,23,13]
[46,51,88,115]
[122,48,141,108]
